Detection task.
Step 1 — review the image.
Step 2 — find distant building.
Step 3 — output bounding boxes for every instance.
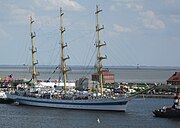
[92,69,115,84]
[75,78,98,90]
[167,72,180,85]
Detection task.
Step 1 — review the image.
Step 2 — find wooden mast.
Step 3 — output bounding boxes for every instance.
[60,8,70,94]
[95,5,107,96]
[30,16,38,84]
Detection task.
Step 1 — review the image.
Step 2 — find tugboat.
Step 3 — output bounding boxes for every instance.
[153,93,180,118]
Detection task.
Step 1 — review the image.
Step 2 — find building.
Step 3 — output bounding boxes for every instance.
[92,69,115,84]
[75,78,98,90]
[167,72,180,85]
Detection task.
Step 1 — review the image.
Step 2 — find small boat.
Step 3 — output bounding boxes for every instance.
[153,93,180,118]
[153,107,180,118]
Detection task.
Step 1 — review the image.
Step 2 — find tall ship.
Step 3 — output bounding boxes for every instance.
[6,5,131,111]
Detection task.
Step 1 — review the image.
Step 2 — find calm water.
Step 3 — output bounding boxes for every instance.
[0,98,180,128]
[1,67,180,127]
[1,66,180,83]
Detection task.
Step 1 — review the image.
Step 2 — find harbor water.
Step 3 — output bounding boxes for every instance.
[1,66,180,83]
[1,66,180,127]
[0,98,180,128]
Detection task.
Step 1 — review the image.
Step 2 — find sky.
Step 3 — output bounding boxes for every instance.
[0,0,180,67]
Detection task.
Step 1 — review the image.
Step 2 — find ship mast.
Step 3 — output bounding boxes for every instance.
[60,8,70,94]
[95,5,107,96]
[30,16,38,84]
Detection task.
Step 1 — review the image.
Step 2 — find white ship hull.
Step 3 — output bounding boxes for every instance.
[6,94,129,111]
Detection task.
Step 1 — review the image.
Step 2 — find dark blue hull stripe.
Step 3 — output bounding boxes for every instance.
[17,98,128,106]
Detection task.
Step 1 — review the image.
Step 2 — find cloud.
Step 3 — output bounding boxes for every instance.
[170,15,180,24]
[113,24,131,33]
[165,0,177,4]
[33,0,85,11]
[124,2,165,29]
[12,8,34,25]
[0,28,8,39]
[140,11,165,29]
[62,0,85,11]
[109,24,131,37]
[110,0,165,30]
[0,2,33,25]
[111,0,143,11]
[6,3,56,29]
[0,1,77,34]
[126,2,143,11]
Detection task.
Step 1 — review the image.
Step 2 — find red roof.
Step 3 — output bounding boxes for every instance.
[167,72,180,82]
